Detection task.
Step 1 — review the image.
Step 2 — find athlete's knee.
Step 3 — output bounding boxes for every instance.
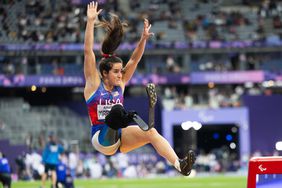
[144,128,159,141]
[147,128,158,135]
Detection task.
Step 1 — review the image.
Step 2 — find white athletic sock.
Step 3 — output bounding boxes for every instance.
[174,159,181,172]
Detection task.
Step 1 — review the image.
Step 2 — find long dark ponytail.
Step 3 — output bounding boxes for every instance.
[97,14,127,78]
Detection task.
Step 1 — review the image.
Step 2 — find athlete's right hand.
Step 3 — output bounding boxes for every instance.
[87,1,102,21]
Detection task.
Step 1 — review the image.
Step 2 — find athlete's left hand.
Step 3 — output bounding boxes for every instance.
[142,19,154,40]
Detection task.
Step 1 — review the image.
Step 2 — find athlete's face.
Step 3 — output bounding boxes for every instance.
[105,62,123,86]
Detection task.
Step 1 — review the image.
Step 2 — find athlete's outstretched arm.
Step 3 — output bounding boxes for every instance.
[122,19,154,84]
[84,2,102,98]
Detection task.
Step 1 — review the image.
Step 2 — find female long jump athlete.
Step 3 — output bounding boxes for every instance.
[83,1,195,176]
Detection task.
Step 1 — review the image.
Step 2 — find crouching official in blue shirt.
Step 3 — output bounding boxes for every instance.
[56,160,74,188]
[0,151,11,188]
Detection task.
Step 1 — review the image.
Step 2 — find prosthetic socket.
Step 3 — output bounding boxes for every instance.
[105,104,136,130]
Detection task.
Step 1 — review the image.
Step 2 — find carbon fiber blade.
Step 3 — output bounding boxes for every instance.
[133,114,149,131]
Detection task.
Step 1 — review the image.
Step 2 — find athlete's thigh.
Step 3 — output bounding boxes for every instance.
[120,125,150,153]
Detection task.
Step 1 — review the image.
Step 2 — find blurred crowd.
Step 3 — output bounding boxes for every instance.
[1,52,282,76]
[10,145,282,181]
[0,0,282,77]
[14,148,171,180]
[1,144,280,187]
[13,145,242,181]
[160,83,272,111]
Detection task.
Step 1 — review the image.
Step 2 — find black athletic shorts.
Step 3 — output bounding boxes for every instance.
[44,164,57,173]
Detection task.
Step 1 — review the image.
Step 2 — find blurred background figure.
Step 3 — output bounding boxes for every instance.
[41,132,64,188]
[0,151,11,188]
[56,154,74,188]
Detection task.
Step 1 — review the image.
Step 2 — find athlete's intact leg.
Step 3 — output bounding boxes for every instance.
[120,126,178,165]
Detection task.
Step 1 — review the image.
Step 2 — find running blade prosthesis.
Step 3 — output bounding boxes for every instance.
[146,83,157,108]
[146,83,157,129]
[133,83,157,131]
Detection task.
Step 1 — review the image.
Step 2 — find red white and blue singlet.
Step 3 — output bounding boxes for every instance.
[86,82,124,136]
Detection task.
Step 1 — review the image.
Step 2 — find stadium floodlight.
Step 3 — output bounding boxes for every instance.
[231,126,238,133]
[181,121,192,130]
[31,85,37,92]
[192,121,202,130]
[230,142,236,149]
[275,141,282,151]
[181,121,202,131]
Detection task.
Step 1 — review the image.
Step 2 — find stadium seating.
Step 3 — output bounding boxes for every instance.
[0,98,89,146]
